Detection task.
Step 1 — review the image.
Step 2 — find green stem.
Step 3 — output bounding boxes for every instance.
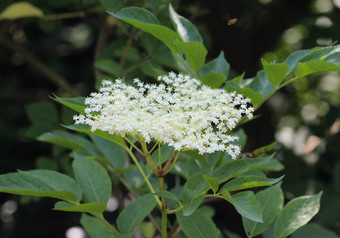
[92,213,120,235]
[125,148,162,207]
[162,209,168,238]
[159,176,168,238]
[163,151,181,175]
[166,205,184,214]
[141,140,160,176]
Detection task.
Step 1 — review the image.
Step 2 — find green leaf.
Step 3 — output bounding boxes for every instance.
[26,102,57,124]
[296,60,340,77]
[53,96,86,113]
[252,142,276,157]
[94,59,122,77]
[248,70,274,98]
[213,154,274,183]
[168,4,203,43]
[203,175,219,194]
[334,161,340,194]
[274,192,323,238]
[324,51,340,67]
[181,170,211,216]
[72,155,112,203]
[0,170,82,202]
[90,135,126,168]
[176,210,219,238]
[117,194,157,233]
[229,191,263,223]
[37,130,99,156]
[54,201,107,214]
[258,159,284,172]
[99,0,122,12]
[0,2,44,20]
[152,191,180,204]
[262,60,289,87]
[198,52,230,88]
[111,6,160,24]
[64,124,127,149]
[139,222,156,238]
[299,46,337,61]
[233,87,263,107]
[223,175,283,192]
[25,102,58,137]
[80,213,118,238]
[109,7,179,52]
[291,223,339,238]
[242,183,284,237]
[284,49,310,75]
[109,7,207,71]
[176,41,207,70]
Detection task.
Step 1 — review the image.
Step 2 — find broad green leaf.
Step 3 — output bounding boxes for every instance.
[25,102,58,137]
[233,87,263,107]
[199,72,226,89]
[99,0,122,12]
[181,170,211,216]
[291,223,339,238]
[169,4,203,43]
[26,102,57,124]
[176,41,207,70]
[324,51,340,67]
[248,70,274,98]
[0,2,43,20]
[299,46,338,62]
[117,194,157,233]
[258,159,284,172]
[203,175,219,194]
[72,155,112,203]
[182,194,205,216]
[53,95,86,113]
[54,201,106,214]
[274,192,323,238]
[90,135,126,168]
[213,154,274,183]
[296,60,340,77]
[80,213,118,238]
[262,60,289,87]
[152,191,180,204]
[139,222,156,238]
[109,7,179,53]
[110,7,207,71]
[198,52,230,88]
[230,191,263,223]
[0,170,82,202]
[242,183,284,237]
[176,210,219,238]
[284,49,310,75]
[37,130,99,156]
[64,124,127,149]
[223,175,283,192]
[140,61,166,77]
[252,142,276,157]
[94,59,122,77]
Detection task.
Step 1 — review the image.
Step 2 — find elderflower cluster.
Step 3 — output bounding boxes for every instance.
[74,72,254,159]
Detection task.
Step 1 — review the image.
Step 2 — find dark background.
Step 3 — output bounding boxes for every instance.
[1,0,339,237]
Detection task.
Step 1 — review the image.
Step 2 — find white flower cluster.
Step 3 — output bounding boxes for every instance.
[74,72,254,159]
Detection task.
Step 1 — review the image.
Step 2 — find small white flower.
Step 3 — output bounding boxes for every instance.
[74,72,253,159]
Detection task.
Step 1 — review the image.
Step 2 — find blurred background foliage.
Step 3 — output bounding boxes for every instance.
[0,0,339,237]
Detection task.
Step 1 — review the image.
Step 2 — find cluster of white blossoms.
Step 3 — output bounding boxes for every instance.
[74,72,254,159]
